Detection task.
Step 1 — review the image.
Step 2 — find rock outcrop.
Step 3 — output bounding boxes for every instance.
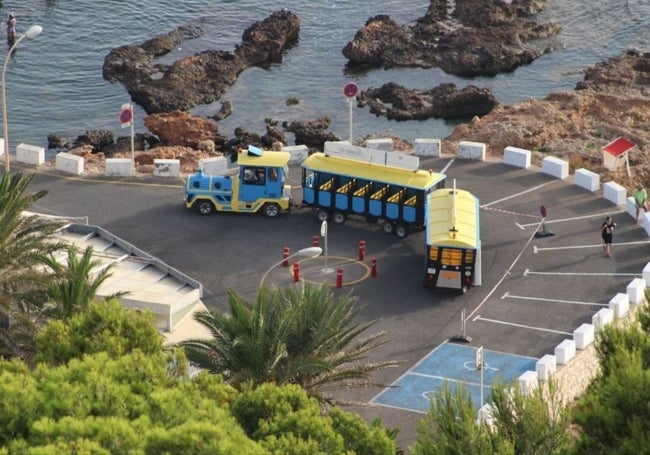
[143,111,224,148]
[342,0,560,77]
[103,10,300,114]
[357,82,498,120]
[443,49,650,186]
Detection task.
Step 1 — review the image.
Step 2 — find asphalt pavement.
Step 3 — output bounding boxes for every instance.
[23,156,650,448]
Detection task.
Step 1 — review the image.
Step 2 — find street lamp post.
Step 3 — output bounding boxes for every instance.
[259,246,323,288]
[3,25,43,173]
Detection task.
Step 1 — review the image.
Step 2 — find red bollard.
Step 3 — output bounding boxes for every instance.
[293,262,300,282]
[371,258,377,278]
[358,240,366,261]
[313,235,320,247]
[336,268,343,288]
[282,246,290,267]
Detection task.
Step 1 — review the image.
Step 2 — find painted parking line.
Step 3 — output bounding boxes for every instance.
[371,343,537,413]
[472,315,573,336]
[501,291,609,307]
[517,209,626,229]
[534,239,650,253]
[523,269,639,277]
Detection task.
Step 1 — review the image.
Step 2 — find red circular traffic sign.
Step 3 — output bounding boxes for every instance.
[119,107,133,124]
[343,82,359,98]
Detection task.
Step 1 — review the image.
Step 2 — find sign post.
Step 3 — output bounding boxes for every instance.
[343,82,359,144]
[476,346,484,413]
[119,103,135,176]
[321,220,331,273]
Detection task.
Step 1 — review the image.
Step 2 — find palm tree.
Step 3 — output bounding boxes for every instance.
[0,172,67,359]
[41,244,127,320]
[177,284,397,404]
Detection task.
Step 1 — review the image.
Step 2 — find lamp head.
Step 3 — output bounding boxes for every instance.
[25,25,42,39]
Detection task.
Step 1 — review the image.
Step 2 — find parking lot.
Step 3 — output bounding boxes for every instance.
[25,154,650,445]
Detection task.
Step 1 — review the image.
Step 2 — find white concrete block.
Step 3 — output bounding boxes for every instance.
[503,146,531,169]
[643,263,650,288]
[477,403,494,424]
[55,152,84,175]
[518,370,538,396]
[16,143,45,166]
[541,156,568,179]
[0,138,4,155]
[153,159,180,178]
[626,197,638,220]
[536,354,556,381]
[105,158,133,177]
[573,323,595,349]
[458,141,486,160]
[414,138,441,157]
[366,138,393,152]
[199,156,228,175]
[603,181,627,205]
[627,278,646,305]
[609,292,630,318]
[592,307,614,331]
[574,168,600,192]
[282,145,309,164]
[555,339,576,365]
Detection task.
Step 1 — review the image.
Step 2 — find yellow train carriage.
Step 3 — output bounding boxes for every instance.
[424,187,480,293]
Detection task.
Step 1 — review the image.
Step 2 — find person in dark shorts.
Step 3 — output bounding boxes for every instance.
[600,216,616,257]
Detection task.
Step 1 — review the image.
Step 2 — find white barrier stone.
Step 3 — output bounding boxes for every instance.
[541,156,568,179]
[105,158,133,177]
[518,370,538,395]
[626,197,638,220]
[643,263,650,288]
[503,146,531,168]
[282,145,309,164]
[477,403,494,424]
[366,138,393,151]
[603,181,627,205]
[574,168,600,192]
[574,323,595,349]
[555,339,576,365]
[592,307,614,331]
[627,278,646,305]
[608,292,630,318]
[199,156,228,175]
[0,138,4,156]
[458,141,486,160]
[414,138,441,157]
[536,354,556,381]
[16,143,45,165]
[55,152,84,175]
[153,159,180,177]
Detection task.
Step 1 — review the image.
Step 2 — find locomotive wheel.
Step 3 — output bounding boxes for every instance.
[195,200,215,215]
[382,221,394,235]
[263,203,280,217]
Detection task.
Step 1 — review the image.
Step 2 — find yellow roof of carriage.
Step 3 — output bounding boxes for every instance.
[302,152,445,190]
[426,188,479,249]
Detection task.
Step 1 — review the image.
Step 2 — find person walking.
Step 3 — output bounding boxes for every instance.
[600,216,616,257]
[633,183,647,223]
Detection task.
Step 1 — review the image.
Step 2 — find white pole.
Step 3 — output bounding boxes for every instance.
[348,98,353,144]
[130,103,135,177]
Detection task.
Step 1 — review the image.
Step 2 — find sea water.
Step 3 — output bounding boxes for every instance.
[2,0,648,155]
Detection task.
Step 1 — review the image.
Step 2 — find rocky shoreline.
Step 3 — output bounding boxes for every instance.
[45,2,649,190]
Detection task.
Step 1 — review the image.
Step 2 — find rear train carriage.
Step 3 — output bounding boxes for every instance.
[301,144,446,238]
[424,187,480,293]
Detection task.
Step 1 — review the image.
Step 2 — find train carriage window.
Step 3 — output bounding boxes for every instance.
[269,168,278,182]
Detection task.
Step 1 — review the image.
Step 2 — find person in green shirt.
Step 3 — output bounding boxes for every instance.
[633,184,647,223]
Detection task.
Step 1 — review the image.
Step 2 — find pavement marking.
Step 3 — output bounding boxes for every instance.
[482,181,554,207]
[370,343,538,413]
[472,315,573,335]
[534,239,650,253]
[440,158,455,174]
[519,209,626,228]
[501,291,608,307]
[523,269,640,277]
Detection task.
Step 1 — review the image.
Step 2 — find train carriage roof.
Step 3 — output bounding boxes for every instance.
[426,188,479,249]
[302,152,445,190]
[237,148,291,167]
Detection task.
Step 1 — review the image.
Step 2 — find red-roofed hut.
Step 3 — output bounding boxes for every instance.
[602,137,636,176]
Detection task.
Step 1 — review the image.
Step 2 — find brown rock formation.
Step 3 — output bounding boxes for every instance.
[443,49,650,186]
[143,111,224,148]
[342,0,560,77]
